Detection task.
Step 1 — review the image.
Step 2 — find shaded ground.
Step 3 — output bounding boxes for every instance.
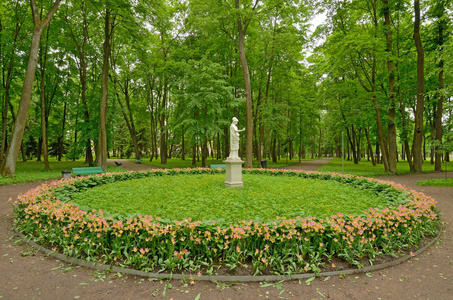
[0,159,452,299]
[107,158,159,172]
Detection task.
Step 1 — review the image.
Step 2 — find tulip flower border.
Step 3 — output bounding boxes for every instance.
[12,168,440,276]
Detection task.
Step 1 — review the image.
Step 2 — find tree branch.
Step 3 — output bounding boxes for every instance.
[41,0,61,29]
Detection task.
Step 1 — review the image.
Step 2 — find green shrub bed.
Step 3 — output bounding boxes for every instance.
[69,174,398,221]
[13,168,440,276]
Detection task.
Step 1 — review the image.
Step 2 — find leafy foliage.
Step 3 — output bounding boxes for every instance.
[69,174,401,221]
[13,169,439,275]
[417,178,453,187]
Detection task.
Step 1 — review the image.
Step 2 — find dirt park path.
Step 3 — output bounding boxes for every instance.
[0,159,452,299]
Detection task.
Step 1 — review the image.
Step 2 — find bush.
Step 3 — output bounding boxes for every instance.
[13,169,440,276]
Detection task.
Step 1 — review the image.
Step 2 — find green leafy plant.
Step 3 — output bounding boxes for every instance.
[13,169,440,276]
[68,174,400,222]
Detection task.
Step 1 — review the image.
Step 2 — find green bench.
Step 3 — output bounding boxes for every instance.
[210,164,226,169]
[72,166,104,176]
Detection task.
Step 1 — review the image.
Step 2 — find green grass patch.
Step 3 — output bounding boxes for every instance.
[69,174,390,222]
[318,158,453,177]
[0,159,122,185]
[133,157,312,169]
[417,177,453,187]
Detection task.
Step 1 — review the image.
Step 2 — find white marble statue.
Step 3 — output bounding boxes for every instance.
[229,117,245,159]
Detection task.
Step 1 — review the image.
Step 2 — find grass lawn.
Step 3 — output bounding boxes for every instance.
[69,173,393,222]
[417,178,453,187]
[0,158,122,186]
[318,158,453,177]
[133,156,313,169]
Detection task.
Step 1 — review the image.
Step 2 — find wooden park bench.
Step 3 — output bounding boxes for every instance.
[210,164,226,169]
[72,166,104,176]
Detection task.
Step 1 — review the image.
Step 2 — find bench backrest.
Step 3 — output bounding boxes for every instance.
[210,164,226,169]
[72,167,104,175]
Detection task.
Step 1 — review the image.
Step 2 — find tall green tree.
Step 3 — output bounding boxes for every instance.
[1,0,61,177]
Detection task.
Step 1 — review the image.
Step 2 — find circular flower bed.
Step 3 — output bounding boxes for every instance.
[69,174,399,221]
[13,168,440,276]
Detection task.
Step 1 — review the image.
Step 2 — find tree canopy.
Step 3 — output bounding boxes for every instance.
[1,0,452,176]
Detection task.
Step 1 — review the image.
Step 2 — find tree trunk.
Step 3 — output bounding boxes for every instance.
[365,128,376,166]
[0,1,25,165]
[1,61,14,165]
[66,0,92,165]
[401,144,405,161]
[39,24,51,171]
[434,4,445,171]
[98,4,112,171]
[58,100,67,161]
[423,129,426,161]
[317,120,321,160]
[114,78,141,160]
[236,0,253,168]
[383,0,397,174]
[146,76,156,162]
[374,141,378,163]
[159,76,168,164]
[272,135,277,163]
[181,126,185,160]
[224,127,229,159]
[299,109,303,162]
[216,133,221,160]
[399,92,414,171]
[394,6,414,171]
[430,119,435,164]
[1,0,60,177]
[412,0,425,172]
[346,126,357,164]
[256,90,262,167]
[202,136,207,167]
[192,142,196,167]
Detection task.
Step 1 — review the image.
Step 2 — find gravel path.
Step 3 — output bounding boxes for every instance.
[107,158,159,172]
[0,159,451,299]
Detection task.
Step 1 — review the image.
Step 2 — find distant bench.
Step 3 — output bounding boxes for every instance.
[72,166,104,176]
[210,164,226,169]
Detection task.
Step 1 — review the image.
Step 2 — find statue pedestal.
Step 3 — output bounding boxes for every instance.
[224,157,244,188]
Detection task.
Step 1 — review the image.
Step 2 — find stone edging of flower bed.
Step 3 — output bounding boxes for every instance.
[14,227,440,282]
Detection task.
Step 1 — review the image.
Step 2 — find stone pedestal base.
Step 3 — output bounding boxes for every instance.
[224,158,244,188]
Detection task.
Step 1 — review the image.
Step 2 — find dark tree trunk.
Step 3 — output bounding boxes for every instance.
[365,128,376,166]
[181,126,185,160]
[412,0,425,172]
[201,136,207,167]
[430,119,435,164]
[224,127,229,159]
[272,135,277,163]
[376,140,380,164]
[98,4,112,171]
[190,142,195,166]
[39,24,51,171]
[58,100,67,161]
[159,76,168,164]
[216,133,221,160]
[435,3,445,171]
[236,0,253,168]
[113,78,141,160]
[383,0,397,174]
